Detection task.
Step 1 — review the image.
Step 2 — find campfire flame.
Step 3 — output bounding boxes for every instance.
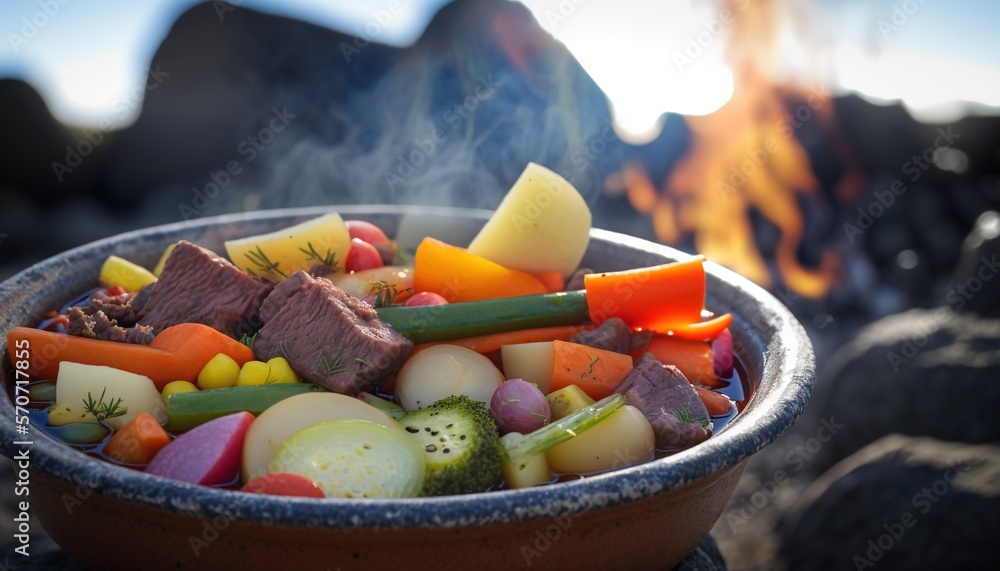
[625,0,861,299]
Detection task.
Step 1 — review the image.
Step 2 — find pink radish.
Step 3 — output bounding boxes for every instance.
[146,412,253,485]
[712,328,734,378]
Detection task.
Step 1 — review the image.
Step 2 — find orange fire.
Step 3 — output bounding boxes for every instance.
[625,0,861,299]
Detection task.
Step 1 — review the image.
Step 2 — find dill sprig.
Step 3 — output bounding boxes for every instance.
[299,242,339,271]
[314,352,348,376]
[580,354,601,378]
[81,388,127,422]
[245,245,287,278]
[675,403,695,424]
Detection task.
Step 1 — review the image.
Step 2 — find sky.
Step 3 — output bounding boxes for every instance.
[1,0,998,141]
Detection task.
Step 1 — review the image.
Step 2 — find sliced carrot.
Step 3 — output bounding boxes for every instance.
[530,271,565,293]
[550,340,633,400]
[103,412,172,464]
[667,313,732,342]
[630,334,723,388]
[693,386,733,416]
[413,238,548,303]
[7,323,255,390]
[411,324,594,355]
[583,257,730,341]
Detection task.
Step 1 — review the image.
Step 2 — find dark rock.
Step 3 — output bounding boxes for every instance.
[674,534,727,571]
[947,210,1000,318]
[779,435,1000,570]
[803,307,1000,474]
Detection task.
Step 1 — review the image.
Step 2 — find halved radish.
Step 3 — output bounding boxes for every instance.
[146,412,253,485]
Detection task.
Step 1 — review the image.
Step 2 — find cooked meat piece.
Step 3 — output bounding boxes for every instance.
[564,267,593,291]
[258,270,313,324]
[629,329,655,350]
[615,353,711,451]
[67,307,155,345]
[253,272,413,395]
[87,288,150,325]
[137,241,273,338]
[570,317,631,354]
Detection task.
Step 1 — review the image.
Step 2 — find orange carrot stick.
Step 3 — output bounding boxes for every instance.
[693,386,733,416]
[7,323,255,390]
[530,271,565,293]
[630,335,723,388]
[413,238,548,303]
[412,324,594,355]
[550,340,633,400]
[103,412,172,464]
[583,258,731,341]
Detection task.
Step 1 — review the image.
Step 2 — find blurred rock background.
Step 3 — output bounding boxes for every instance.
[1,0,999,569]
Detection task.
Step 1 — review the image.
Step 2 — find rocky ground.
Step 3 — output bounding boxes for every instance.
[711,210,1000,570]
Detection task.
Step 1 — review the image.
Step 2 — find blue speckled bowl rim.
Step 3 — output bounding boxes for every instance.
[0,205,814,529]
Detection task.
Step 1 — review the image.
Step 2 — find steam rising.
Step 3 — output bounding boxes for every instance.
[211,2,619,217]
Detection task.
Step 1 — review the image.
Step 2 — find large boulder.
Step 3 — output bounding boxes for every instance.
[802,307,1000,473]
[778,435,1000,570]
[947,210,1000,318]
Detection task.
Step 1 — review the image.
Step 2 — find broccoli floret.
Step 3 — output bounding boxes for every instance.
[398,395,503,496]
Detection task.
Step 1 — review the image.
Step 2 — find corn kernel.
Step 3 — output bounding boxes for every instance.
[265,357,300,384]
[198,353,240,390]
[237,361,271,386]
[162,380,199,398]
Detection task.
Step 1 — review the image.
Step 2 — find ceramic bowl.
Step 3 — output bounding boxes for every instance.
[0,205,814,571]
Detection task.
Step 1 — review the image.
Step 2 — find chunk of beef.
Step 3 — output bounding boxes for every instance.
[65,287,149,326]
[615,353,711,451]
[565,267,593,291]
[258,270,313,324]
[137,241,273,338]
[253,272,412,395]
[571,317,631,354]
[67,307,155,345]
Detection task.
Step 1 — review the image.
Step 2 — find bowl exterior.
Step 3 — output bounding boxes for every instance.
[33,460,747,571]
